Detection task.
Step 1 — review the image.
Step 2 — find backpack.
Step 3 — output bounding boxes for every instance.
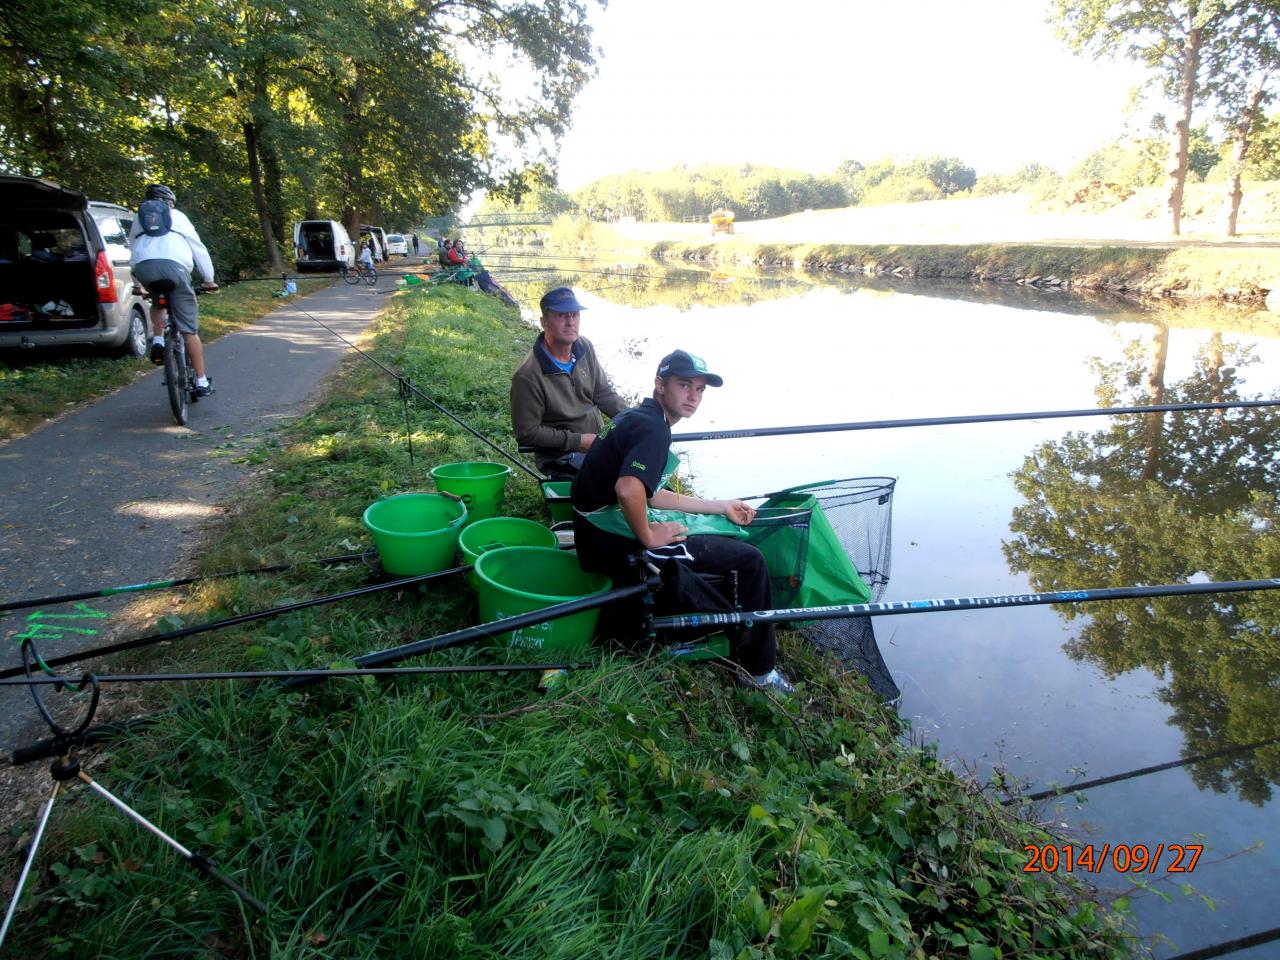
[137,198,172,237]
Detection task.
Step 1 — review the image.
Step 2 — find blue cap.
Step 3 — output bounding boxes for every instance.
[539,287,586,313]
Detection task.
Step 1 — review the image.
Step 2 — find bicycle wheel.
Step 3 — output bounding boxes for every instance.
[163,331,189,426]
[342,266,360,285]
[363,266,377,286]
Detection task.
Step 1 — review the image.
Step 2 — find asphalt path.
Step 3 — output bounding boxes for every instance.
[0,274,400,752]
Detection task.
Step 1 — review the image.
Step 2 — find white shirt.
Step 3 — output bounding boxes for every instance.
[129,207,215,282]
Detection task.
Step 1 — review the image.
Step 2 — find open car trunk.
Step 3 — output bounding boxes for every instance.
[0,198,101,331]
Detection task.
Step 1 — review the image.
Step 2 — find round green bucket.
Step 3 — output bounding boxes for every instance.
[473,546,611,652]
[362,492,467,576]
[459,516,557,568]
[430,461,512,524]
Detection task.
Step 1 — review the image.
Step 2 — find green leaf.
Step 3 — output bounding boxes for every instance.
[779,887,826,952]
[968,944,996,960]
[867,929,889,958]
[481,817,507,849]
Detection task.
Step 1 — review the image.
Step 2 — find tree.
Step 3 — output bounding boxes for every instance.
[1052,1,1233,235]
[1203,3,1280,235]
[1004,334,1280,803]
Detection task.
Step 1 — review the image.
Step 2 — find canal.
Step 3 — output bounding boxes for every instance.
[495,255,1280,958]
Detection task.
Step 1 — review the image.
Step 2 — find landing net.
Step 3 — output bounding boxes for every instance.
[756,477,898,702]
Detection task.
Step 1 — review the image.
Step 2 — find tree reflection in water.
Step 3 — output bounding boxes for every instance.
[1004,330,1280,805]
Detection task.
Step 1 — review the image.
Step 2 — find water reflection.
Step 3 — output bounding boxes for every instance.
[1003,334,1280,803]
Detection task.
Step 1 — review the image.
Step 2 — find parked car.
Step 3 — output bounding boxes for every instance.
[294,219,356,273]
[0,175,149,357]
[384,233,409,257]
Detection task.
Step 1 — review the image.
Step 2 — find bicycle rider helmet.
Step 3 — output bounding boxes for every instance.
[144,184,176,203]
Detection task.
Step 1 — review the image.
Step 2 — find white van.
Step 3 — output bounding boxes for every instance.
[294,220,355,273]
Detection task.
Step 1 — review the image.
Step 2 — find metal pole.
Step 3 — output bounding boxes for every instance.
[0,565,468,682]
[652,578,1280,630]
[669,398,1280,443]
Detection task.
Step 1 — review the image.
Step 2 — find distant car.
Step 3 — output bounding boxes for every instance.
[384,234,409,257]
[0,176,149,357]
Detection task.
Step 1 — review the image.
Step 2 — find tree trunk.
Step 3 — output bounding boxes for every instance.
[244,119,284,271]
[261,128,286,248]
[1141,324,1170,482]
[1223,84,1266,237]
[1166,17,1203,237]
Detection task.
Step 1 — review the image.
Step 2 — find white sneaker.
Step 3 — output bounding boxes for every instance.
[741,667,795,695]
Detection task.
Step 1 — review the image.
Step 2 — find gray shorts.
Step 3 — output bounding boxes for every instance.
[134,259,199,335]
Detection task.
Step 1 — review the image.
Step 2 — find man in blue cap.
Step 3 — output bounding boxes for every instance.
[570,349,794,694]
[511,286,626,478]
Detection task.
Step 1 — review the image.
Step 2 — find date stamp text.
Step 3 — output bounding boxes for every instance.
[1023,843,1202,874]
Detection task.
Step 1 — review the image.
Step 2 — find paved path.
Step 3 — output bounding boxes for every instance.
[0,276,398,752]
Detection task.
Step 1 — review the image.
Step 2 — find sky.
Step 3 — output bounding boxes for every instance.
[550,0,1154,190]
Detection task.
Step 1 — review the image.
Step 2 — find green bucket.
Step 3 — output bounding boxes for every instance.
[473,546,611,652]
[459,516,558,567]
[431,461,512,524]
[362,493,467,576]
[541,480,572,524]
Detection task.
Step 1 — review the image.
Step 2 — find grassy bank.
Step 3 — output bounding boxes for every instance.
[4,286,1132,958]
[646,238,1280,303]
[0,278,331,441]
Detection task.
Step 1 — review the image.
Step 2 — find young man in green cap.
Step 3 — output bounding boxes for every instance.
[571,349,794,694]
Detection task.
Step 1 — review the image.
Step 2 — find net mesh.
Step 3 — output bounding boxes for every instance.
[767,478,898,702]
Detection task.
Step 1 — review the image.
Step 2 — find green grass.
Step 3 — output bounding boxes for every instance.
[5,285,1134,958]
[0,278,331,441]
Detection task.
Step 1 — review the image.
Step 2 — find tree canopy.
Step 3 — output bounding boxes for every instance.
[0,0,603,273]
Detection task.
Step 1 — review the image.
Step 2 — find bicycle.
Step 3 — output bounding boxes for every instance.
[145,284,214,426]
[343,262,377,286]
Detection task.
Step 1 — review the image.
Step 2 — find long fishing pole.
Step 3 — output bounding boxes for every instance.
[0,565,469,682]
[1004,735,1280,806]
[652,578,1280,631]
[9,582,652,766]
[670,398,1280,442]
[1,662,581,687]
[0,551,366,615]
[318,580,653,683]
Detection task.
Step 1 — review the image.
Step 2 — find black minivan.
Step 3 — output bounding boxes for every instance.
[0,175,149,356]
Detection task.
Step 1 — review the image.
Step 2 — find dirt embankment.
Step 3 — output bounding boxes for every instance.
[606,187,1280,303]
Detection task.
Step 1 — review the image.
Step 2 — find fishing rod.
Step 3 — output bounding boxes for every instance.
[0,564,469,682]
[1004,735,1280,806]
[652,578,1280,631]
[1,662,581,687]
[9,581,654,765]
[0,551,366,615]
[670,398,1280,442]
[280,296,544,482]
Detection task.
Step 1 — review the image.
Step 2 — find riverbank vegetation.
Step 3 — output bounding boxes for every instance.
[0,278,330,441]
[4,286,1133,958]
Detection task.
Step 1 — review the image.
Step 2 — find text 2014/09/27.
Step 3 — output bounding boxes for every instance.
[1023,843,1203,874]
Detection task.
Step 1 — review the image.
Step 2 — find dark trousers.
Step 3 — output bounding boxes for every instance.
[573,517,777,675]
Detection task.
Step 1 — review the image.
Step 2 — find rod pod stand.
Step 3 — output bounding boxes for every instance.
[1,669,268,947]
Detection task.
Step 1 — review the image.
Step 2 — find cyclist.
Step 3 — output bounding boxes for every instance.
[357,240,375,276]
[129,184,218,397]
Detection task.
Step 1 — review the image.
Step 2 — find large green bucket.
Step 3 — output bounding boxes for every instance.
[362,493,467,576]
[431,461,512,524]
[541,480,572,523]
[459,516,558,567]
[473,546,611,652]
